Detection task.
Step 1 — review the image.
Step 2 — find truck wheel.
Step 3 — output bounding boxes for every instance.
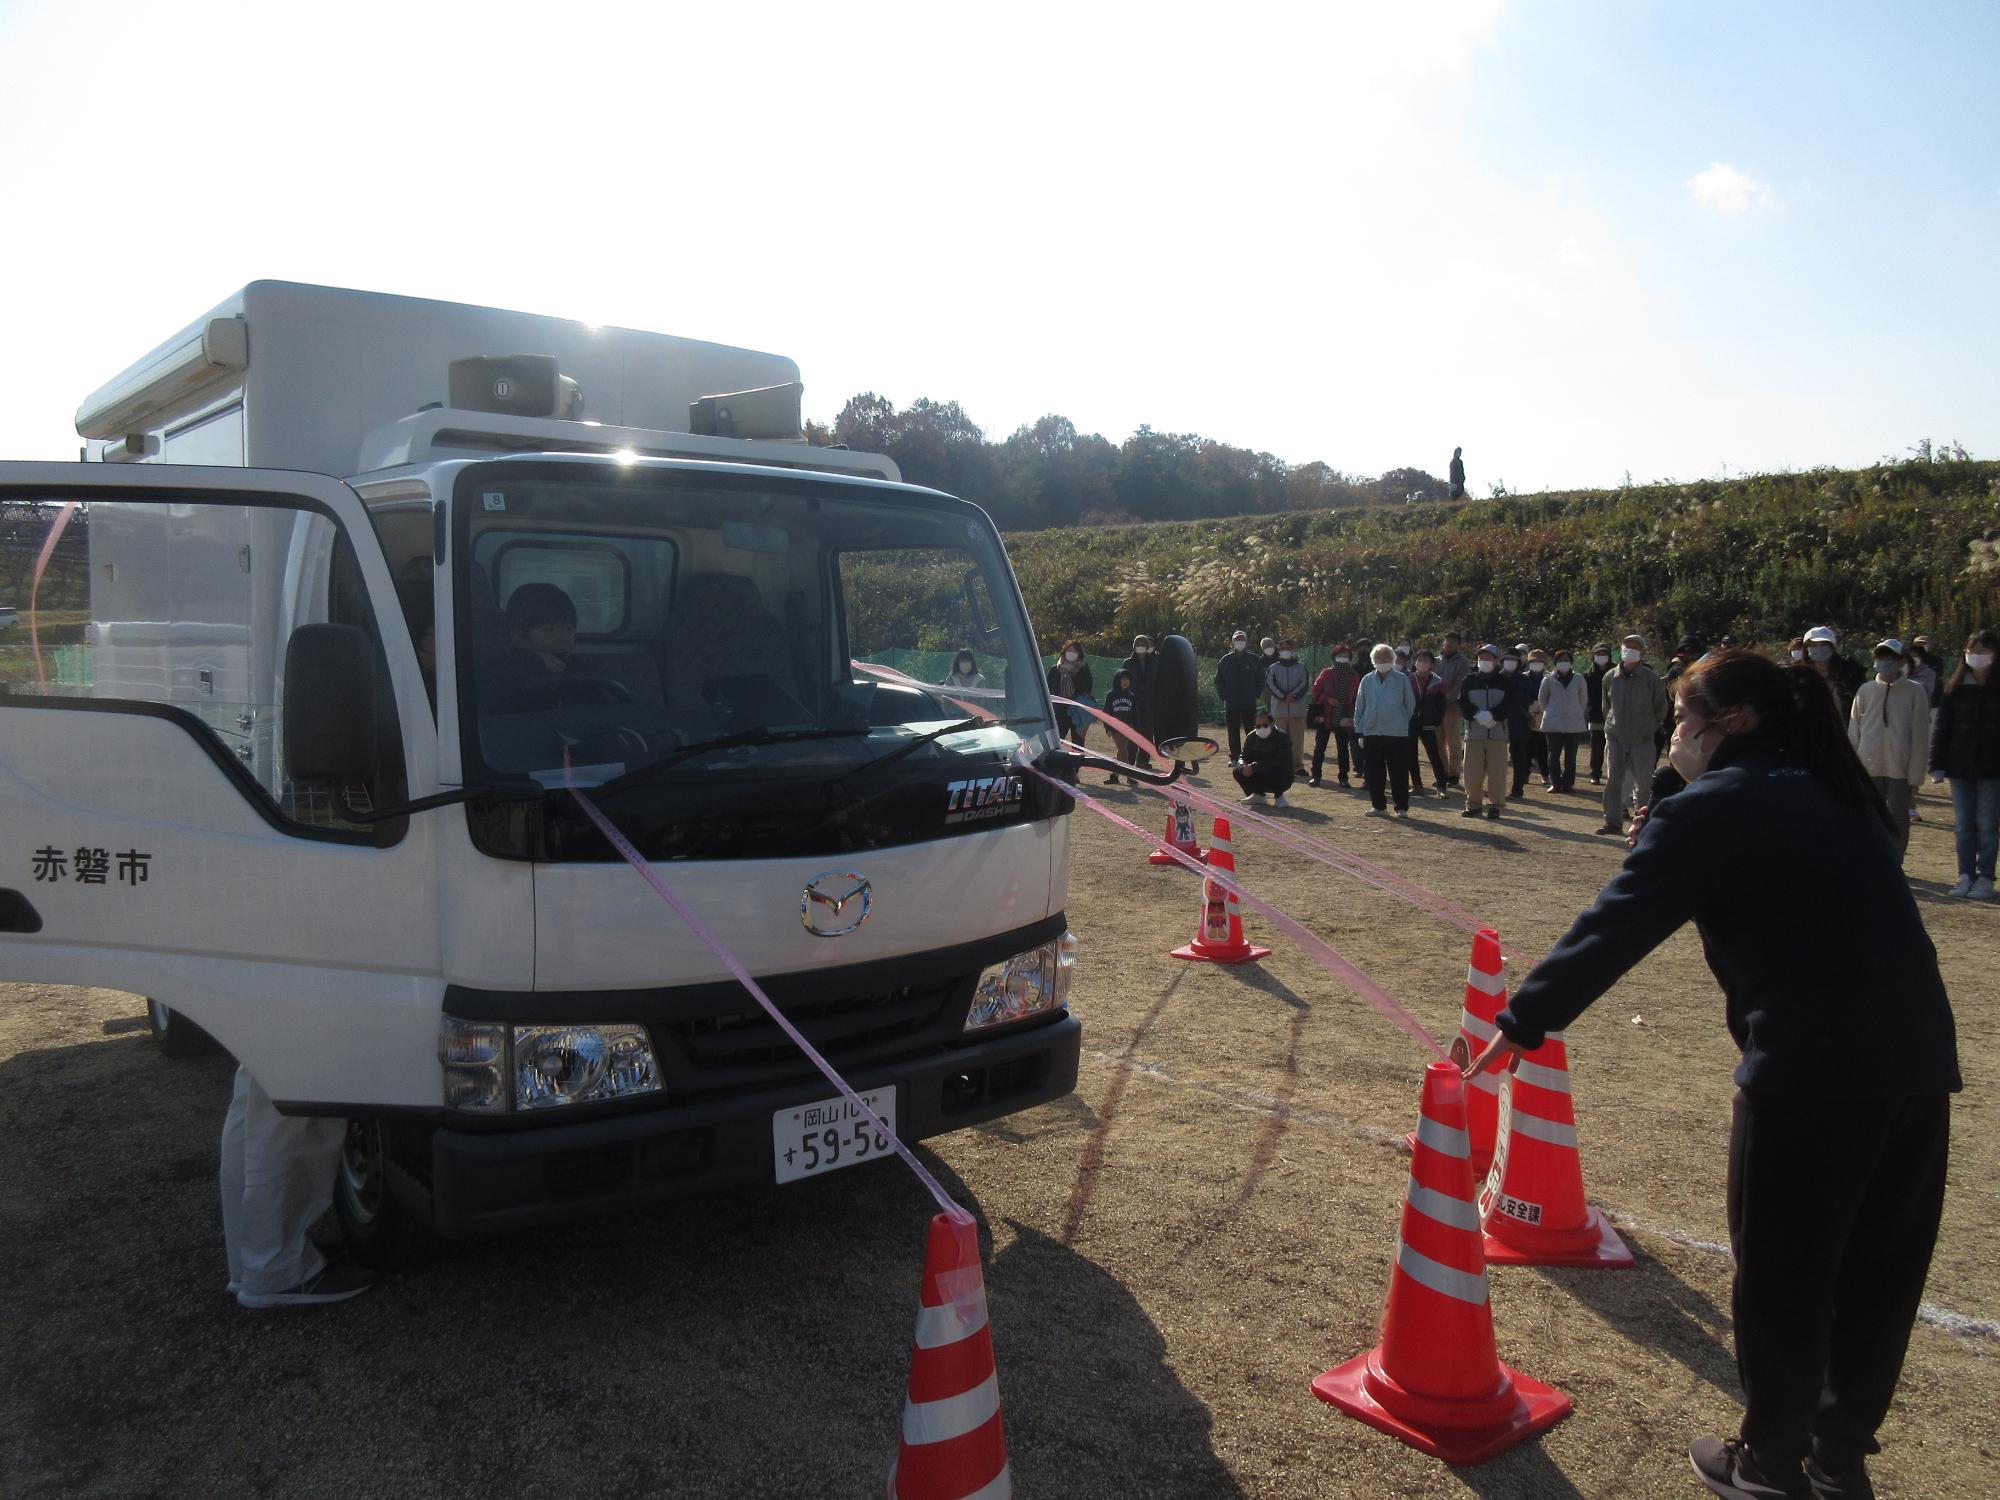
[334,1118,434,1271]
[146,999,221,1058]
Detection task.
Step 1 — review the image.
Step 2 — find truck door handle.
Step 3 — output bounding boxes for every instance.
[0,889,44,934]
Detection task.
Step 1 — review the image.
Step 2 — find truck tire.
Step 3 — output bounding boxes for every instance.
[146,999,221,1058]
[334,1118,435,1271]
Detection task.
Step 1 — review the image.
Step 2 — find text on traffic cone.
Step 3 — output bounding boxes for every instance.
[1170,817,1269,964]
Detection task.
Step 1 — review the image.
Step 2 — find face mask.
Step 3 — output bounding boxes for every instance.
[1593,653,1610,666]
[1668,721,1718,781]
[1875,660,1901,680]
[1502,661,1519,674]
[1969,653,1994,672]
[1135,646,1151,655]
[1232,641,1247,652]
[1556,661,1572,674]
[1622,647,1642,664]
[1809,645,1833,662]
[1376,663,1391,676]
[1789,649,1805,662]
[1529,661,1546,675]
[1334,655,1350,665]
[1477,660,1496,674]
[1064,652,1080,664]
[1254,724,1273,738]
[1280,651,1295,662]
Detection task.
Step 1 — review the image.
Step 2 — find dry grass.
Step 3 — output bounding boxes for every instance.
[1,766,1993,1498]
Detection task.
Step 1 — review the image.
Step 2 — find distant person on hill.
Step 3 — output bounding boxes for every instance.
[1847,640,1930,863]
[1599,633,1670,835]
[1585,642,1613,783]
[1048,639,1093,750]
[1458,643,1511,820]
[1104,668,1143,786]
[1308,644,1362,787]
[1355,643,1418,816]
[1435,631,1471,787]
[1234,707,1295,807]
[1266,637,1311,775]
[1216,629,1265,763]
[1120,634,1160,774]
[1539,649,1590,793]
[1408,647,1451,795]
[1449,446,1466,500]
[1468,650,1960,1500]
[941,649,985,692]
[1929,628,2000,898]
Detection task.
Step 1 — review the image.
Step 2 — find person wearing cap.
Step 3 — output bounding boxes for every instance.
[1258,636,1280,708]
[1660,636,1704,758]
[1538,649,1590,793]
[1215,630,1266,763]
[1435,632,1471,787]
[1499,647,1535,798]
[1355,643,1418,816]
[1458,643,1511,819]
[1847,640,1931,863]
[1599,634,1669,835]
[1585,642,1614,783]
[1466,649,1961,1500]
[1308,643,1363,787]
[1928,628,2000,898]
[1233,706,1295,807]
[1120,634,1160,774]
[1266,637,1311,776]
[1524,648,1553,788]
[1803,626,1862,716]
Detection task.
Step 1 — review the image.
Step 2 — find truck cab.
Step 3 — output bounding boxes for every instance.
[0,283,1204,1256]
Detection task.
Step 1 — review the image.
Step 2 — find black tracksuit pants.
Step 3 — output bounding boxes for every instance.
[1414,728,1447,789]
[1225,707,1258,761]
[1726,1089,1950,1466]
[1312,723,1357,782]
[1588,724,1606,779]
[1508,734,1531,794]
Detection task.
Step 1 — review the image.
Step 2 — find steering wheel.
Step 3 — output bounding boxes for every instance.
[516,674,632,709]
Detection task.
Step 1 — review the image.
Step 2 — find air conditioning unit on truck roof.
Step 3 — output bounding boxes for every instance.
[1,281,1211,1267]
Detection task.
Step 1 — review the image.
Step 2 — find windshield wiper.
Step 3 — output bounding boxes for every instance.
[592,725,870,797]
[831,714,1047,788]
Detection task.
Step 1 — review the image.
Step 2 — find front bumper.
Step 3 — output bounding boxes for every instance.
[410,1012,1079,1237]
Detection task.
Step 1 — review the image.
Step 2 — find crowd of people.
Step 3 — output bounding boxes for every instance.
[1026,625,1999,897]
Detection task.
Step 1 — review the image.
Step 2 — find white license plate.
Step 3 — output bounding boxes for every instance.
[773,1089,897,1184]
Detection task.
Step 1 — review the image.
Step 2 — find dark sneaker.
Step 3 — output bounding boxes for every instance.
[1484,807,1501,821]
[1803,1444,1874,1500]
[1689,1436,1809,1500]
[1306,776,1321,787]
[1461,807,1483,818]
[238,1260,375,1309]
[1596,823,1623,835]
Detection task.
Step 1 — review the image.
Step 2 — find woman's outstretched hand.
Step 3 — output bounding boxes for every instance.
[1463,1030,1529,1080]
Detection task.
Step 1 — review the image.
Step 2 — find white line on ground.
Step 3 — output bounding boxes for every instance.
[1082,1047,1998,1346]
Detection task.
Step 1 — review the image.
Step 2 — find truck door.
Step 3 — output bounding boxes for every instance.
[0,464,443,1110]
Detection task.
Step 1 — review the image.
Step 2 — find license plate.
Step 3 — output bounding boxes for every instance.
[773,1089,896,1184]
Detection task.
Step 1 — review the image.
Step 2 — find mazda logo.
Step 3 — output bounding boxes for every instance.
[801,871,872,938]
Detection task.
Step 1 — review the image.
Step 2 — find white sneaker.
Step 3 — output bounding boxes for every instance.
[1971,878,1996,901]
[1241,792,1266,805]
[1273,793,1291,808]
[1948,876,1974,897]
[237,1260,375,1309]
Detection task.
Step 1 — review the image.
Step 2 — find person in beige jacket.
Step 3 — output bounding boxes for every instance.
[1848,638,1930,861]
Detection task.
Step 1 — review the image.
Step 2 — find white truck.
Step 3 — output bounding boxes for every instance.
[0,282,1205,1261]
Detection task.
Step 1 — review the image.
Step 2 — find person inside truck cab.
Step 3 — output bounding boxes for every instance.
[505,582,581,675]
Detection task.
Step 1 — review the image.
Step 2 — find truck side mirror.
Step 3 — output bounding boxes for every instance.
[284,624,378,784]
[1151,634,1218,763]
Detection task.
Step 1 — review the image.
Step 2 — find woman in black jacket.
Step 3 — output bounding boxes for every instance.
[1929,627,2000,898]
[1047,639,1094,750]
[1468,651,1960,1500]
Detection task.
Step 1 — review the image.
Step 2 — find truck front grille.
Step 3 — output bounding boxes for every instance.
[657,980,963,1091]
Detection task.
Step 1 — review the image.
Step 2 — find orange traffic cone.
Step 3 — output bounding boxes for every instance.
[887,1213,1010,1500]
[1409,928,1510,1177]
[1147,790,1208,866]
[1170,817,1269,964]
[1478,1032,1634,1269]
[1314,1061,1572,1464]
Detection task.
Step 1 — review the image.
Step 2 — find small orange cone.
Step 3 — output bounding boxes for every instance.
[1170,817,1269,964]
[1314,1060,1572,1464]
[887,1213,1011,1500]
[1478,1032,1634,1269]
[1410,928,1510,1178]
[1147,790,1208,865]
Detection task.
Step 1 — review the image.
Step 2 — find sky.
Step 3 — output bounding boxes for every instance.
[0,0,1994,492]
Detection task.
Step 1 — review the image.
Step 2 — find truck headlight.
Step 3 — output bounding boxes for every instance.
[965,930,1076,1032]
[439,1019,663,1112]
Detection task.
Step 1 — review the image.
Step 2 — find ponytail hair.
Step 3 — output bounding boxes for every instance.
[1677,649,1894,836]
[1943,628,2000,696]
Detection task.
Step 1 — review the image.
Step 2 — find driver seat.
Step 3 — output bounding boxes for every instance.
[659,574,809,723]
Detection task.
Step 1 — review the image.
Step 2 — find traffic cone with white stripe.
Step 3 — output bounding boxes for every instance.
[887,1212,1011,1500]
[1408,929,1510,1177]
[1314,1060,1571,1465]
[1147,789,1208,865]
[1170,817,1269,964]
[1477,1033,1634,1269]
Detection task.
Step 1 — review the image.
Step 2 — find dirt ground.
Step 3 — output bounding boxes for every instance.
[2,763,1995,1499]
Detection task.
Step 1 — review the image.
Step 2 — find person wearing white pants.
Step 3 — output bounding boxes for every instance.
[220,1066,373,1307]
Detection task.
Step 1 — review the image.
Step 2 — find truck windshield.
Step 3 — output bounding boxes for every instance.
[454,462,1058,860]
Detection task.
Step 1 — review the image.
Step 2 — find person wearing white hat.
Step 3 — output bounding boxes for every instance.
[1847,640,1930,862]
[1803,626,1864,715]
